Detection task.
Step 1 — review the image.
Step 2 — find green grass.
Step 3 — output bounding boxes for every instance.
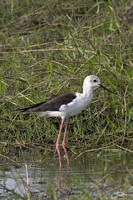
[0,0,133,152]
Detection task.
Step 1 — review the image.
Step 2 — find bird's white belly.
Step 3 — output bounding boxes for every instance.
[59,93,92,118]
[40,93,92,119]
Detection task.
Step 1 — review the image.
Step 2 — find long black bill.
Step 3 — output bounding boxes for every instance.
[99,84,117,95]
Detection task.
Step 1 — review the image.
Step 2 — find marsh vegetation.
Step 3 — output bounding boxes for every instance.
[0,0,133,199]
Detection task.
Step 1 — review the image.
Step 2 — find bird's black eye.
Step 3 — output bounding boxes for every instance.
[94,80,97,82]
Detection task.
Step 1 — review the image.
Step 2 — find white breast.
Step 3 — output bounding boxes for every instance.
[59,93,92,117]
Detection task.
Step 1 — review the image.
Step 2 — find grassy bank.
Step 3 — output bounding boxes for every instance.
[0,0,133,152]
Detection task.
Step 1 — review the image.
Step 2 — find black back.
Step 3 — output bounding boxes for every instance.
[20,93,76,113]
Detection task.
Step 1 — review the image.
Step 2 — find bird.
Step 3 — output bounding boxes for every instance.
[20,75,116,166]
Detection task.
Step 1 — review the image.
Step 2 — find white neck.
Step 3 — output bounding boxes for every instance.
[82,79,93,96]
[82,85,93,100]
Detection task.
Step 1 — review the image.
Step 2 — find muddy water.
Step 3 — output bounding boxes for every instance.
[0,149,133,199]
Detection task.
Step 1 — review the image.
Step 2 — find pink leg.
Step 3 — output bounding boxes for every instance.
[64,164,69,187]
[56,118,64,167]
[57,164,62,188]
[62,118,69,148]
[62,118,69,164]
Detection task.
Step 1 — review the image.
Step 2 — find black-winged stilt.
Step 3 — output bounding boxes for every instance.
[20,75,116,166]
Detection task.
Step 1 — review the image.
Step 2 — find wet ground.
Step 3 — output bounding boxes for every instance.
[0,148,133,200]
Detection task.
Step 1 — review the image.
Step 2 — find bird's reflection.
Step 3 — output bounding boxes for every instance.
[57,147,69,188]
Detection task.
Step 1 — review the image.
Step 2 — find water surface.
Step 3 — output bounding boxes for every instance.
[0,148,133,199]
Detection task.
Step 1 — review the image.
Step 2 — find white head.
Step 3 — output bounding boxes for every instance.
[83,75,101,90]
[83,75,116,95]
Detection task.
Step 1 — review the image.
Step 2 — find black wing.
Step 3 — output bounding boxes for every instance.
[20,93,76,113]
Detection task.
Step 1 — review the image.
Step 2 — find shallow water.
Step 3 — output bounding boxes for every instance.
[0,148,133,200]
